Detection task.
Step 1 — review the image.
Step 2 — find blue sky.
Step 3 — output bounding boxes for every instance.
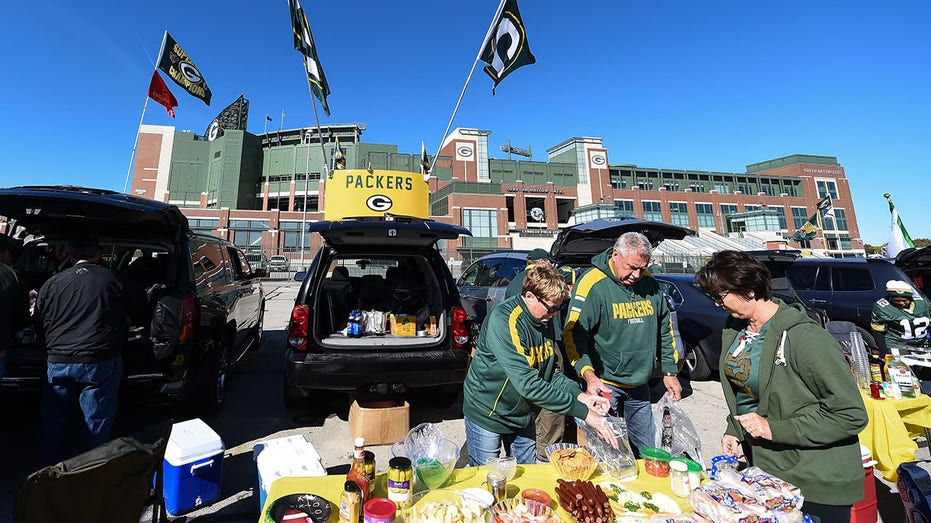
[2,0,928,245]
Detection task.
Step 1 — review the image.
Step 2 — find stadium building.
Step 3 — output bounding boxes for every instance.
[130,113,864,268]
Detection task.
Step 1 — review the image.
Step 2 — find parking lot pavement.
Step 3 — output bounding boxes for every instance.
[0,280,906,522]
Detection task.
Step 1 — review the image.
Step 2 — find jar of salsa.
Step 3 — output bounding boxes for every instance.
[641,447,671,477]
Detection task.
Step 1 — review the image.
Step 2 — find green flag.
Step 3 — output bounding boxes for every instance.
[156,32,212,106]
[288,0,330,116]
[791,212,821,242]
[480,0,536,94]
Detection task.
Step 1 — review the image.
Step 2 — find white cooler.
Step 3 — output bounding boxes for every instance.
[162,418,225,516]
[253,434,326,513]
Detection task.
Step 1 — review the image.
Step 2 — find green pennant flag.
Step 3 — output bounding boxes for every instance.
[156,32,212,106]
[480,0,536,94]
[288,0,331,116]
[791,212,822,242]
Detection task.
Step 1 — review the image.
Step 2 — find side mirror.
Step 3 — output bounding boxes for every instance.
[254,268,268,278]
[294,271,307,282]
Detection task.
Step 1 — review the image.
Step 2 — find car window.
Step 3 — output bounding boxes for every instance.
[459,260,487,287]
[227,247,252,279]
[831,267,873,292]
[658,280,684,308]
[191,238,232,291]
[788,265,830,291]
[494,259,527,287]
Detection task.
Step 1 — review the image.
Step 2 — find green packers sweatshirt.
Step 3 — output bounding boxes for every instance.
[563,248,677,386]
[463,295,589,434]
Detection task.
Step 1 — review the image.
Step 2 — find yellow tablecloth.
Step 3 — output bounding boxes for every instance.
[260,461,693,522]
[858,391,931,481]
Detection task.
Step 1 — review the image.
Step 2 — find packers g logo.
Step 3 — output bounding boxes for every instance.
[366,195,392,212]
[179,62,203,84]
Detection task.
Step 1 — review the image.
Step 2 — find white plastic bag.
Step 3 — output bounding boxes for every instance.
[652,394,704,467]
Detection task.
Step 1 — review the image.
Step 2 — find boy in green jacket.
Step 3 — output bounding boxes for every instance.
[463,264,614,465]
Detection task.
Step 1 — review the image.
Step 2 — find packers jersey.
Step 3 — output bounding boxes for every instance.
[871,296,931,349]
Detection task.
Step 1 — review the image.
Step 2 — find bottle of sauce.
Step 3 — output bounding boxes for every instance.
[339,481,362,523]
[347,437,371,501]
[660,406,673,451]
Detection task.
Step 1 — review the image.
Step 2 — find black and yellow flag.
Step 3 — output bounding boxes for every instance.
[288,0,331,116]
[791,212,822,242]
[479,0,536,94]
[156,32,212,106]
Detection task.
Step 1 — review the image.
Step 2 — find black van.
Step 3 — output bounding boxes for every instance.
[0,186,265,417]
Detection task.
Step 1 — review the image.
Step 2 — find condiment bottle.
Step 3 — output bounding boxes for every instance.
[387,457,413,506]
[347,437,371,501]
[363,450,376,482]
[669,459,691,497]
[487,471,507,503]
[339,481,362,523]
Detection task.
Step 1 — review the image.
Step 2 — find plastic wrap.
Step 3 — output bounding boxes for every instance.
[689,466,805,523]
[576,416,637,481]
[652,395,704,468]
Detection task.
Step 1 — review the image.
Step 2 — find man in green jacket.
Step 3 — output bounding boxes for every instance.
[564,232,681,454]
[463,264,614,465]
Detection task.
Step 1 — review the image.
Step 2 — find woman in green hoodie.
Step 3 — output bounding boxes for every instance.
[695,250,867,523]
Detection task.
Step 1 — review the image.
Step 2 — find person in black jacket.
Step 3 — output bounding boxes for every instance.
[37,236,131,464]
[0,233,29,379]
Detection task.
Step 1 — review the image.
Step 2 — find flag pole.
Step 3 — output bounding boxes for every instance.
[125,32,169,194]
[298,58,331,271]
[429,0,507,176]
[123,96,151,193]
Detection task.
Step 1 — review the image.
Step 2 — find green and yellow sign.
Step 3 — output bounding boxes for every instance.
[325,170,429,220]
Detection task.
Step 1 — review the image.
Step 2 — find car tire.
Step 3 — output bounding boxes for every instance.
[192,339,229,419]
[250,302,265,351]
[684,343,711,381]
[283,374,308,410]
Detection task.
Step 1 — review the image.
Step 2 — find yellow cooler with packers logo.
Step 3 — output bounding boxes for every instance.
[325,169,429,220]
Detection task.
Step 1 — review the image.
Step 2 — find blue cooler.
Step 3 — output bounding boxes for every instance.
[162,418,225,516]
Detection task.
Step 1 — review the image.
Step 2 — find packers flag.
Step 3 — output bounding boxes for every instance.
[791,212,822,242]
[288,0,331,116]
[480,0,536,94]
[156,32,212,106]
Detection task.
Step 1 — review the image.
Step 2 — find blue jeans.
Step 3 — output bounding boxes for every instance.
[41,358,122,465]
[464,415,536,465]
[604,382,655,456]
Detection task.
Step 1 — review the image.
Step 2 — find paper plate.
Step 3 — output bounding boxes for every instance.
[264,493,331,523]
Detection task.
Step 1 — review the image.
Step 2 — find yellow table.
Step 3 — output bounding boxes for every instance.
[858,391,931,481]
[260,461,693,522]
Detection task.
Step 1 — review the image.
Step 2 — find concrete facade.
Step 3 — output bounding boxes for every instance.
[130,124,864,266]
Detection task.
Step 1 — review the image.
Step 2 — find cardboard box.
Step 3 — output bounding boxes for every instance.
[898,461,931,523]
[390,314,417,336]
[163,418,224,516]
[349,399,410,445]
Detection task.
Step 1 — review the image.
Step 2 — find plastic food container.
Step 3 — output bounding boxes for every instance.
[670,457,703,489]
[521,488,552,507]
[364,497,397,523]
[640,447,671,478]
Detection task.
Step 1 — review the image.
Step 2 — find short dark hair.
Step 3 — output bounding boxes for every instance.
[694,250,772,301]
[68,235,100,261]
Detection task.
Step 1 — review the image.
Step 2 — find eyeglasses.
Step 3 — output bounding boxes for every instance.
[531,293,561,314]
[712,290,731,305]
